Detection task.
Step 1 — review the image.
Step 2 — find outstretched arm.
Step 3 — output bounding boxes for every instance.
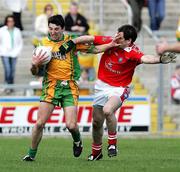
[141,55,160,64]
[72,35,95,44]
[59,33,120,55]
[58,36,95,56]
[141,52,177,64]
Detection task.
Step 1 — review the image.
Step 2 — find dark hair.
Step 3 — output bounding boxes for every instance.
[118,24,137,43]
[4,15,15,25]
[48,14,65,29]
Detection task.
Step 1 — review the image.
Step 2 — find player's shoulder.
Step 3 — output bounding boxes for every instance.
[41,37,49,45]
[124,44,142,54]
[64,34,70,40]
[41,36,57,47]
[132,44,143,53]
[64,34,78,41]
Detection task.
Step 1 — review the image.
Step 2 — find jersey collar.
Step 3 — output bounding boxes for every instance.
[124,43,134,52]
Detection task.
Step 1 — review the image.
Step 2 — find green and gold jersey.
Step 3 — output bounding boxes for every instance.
[41,34,90,81]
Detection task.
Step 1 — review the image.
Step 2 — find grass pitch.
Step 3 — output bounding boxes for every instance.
[0,137,180,172]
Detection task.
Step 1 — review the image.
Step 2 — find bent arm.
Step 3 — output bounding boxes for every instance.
[88,38,121,54]
[88,45,109,54]
[90,43,114,54]
[141,54,160,64]
[73,34,116,45]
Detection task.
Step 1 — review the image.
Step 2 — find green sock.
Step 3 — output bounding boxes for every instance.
[28,148,37,158]
[70,130,81,142]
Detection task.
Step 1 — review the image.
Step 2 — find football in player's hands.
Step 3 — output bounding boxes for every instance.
[33,46,52,65]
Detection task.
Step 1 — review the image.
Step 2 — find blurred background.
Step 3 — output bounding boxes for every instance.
[0,0,180,136]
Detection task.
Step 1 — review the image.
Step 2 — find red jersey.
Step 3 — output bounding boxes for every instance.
[94,36,144,87]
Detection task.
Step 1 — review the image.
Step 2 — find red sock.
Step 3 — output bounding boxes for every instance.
[108,131,117,145]
[92,143,102,156]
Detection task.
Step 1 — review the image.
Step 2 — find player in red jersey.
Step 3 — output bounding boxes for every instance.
[59,24,176,161]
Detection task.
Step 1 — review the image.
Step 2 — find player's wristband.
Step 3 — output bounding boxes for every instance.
[59,40,76,54]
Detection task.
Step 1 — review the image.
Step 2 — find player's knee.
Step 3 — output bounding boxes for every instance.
[103,106,113,117]
[66,122,77,131]
[93,119,103,130]
[36,120,45,130]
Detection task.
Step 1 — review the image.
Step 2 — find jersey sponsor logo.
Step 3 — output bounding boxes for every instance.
[104,57,123,74]
[51,51,65,60]
[105,60,121,74]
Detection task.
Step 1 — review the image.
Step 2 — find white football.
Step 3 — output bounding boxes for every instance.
[33,46,52,65]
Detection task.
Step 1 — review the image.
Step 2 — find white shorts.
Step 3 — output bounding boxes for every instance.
[93,79,130,106]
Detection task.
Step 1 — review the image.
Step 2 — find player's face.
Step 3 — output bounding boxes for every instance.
[115,32,131,48]
[48,23,64,41]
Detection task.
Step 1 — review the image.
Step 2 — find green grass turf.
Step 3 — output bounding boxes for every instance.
[0,137,180,172]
